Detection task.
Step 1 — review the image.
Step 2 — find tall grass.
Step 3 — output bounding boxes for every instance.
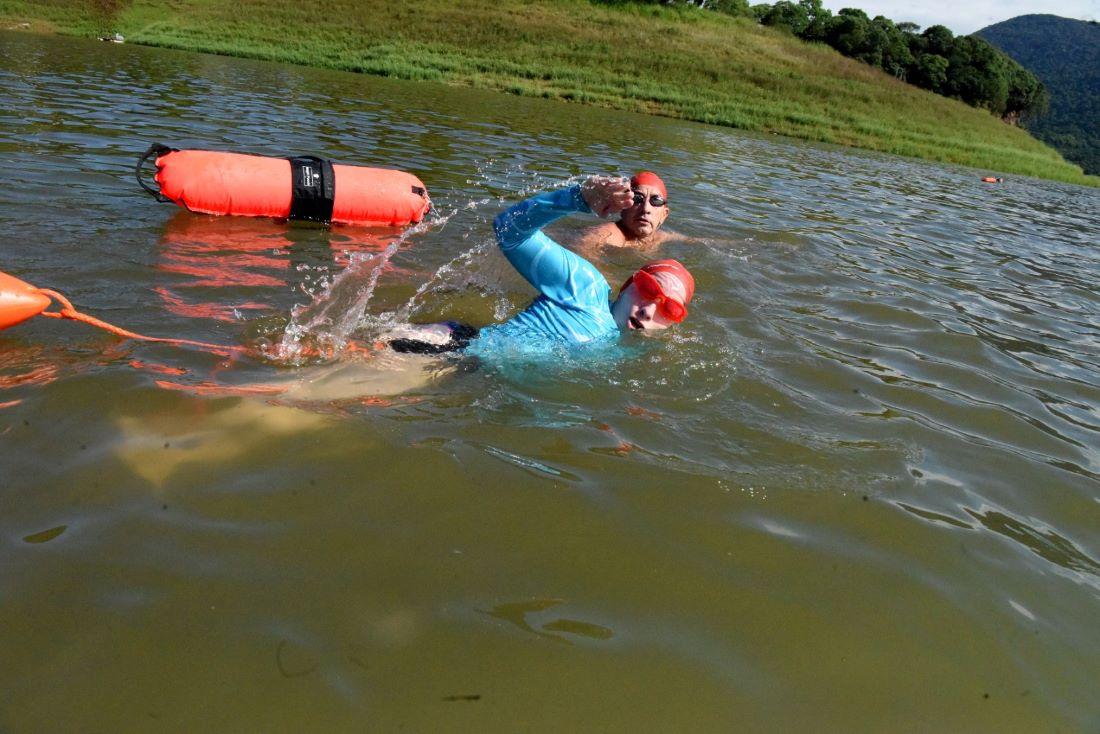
[3,0,1095,186]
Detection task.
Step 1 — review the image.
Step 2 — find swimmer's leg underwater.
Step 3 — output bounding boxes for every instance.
[113,348,460,487]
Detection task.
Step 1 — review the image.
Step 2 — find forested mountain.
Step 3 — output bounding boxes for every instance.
[978,15,1099,174]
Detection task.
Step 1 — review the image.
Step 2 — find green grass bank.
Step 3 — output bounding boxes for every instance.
[3,0,1096,186]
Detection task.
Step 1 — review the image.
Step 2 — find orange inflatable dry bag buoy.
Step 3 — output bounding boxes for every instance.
[137,144,431,226]
[0,271,51,331]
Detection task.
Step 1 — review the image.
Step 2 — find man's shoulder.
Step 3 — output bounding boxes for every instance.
[577,221,628,248]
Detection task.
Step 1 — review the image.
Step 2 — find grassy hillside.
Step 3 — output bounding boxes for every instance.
[3,0,1096,186]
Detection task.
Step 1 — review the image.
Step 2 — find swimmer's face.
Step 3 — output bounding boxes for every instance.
[618,184,668,239]
[612,283,676,331]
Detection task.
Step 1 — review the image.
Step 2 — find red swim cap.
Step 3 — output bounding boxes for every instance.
[620,259,695,304]
[630,171,667,199]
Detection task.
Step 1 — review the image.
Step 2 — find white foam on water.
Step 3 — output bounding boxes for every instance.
[268,213,454,365]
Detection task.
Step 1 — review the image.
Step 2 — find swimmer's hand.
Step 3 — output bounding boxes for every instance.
[581,175,634,218]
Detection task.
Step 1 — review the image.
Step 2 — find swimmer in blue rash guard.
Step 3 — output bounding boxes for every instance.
[387,175,695,357]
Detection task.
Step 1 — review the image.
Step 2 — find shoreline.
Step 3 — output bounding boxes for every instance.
[2,0,1096,187]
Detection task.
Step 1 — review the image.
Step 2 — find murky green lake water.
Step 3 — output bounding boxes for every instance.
[1,31,1098,732]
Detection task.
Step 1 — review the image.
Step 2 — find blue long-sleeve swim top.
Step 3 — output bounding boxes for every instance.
[466,185,620,357]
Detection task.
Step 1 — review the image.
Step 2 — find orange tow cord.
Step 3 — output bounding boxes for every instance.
[35,288,244,355]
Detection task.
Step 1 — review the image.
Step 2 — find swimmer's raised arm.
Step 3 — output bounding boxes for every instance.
[491,177,631,306]
[492,176,632,249]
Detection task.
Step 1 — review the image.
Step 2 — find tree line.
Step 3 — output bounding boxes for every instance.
[596,0,1049,121]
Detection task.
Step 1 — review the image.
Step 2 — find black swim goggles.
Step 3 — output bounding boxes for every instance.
[631,190,667,208]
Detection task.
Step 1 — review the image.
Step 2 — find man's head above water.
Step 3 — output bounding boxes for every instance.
[619,171,669,240]
[573,171,685,257]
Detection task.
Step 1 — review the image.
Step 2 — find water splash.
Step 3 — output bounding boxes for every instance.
[395,239,494,322]
[269,215,445,364]
[270,243,395,364]
[388,167,585,323]
[267,168,586,365]
[265,188,501,365]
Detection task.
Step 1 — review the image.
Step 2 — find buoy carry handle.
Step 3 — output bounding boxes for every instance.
[135,142,177,203]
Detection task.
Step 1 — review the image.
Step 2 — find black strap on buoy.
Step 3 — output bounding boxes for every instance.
[135,142,176,202]
[287,156,336,222]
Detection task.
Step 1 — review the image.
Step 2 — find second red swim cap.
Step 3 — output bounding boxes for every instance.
[630,171,667,199]
[625,259,695,305]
